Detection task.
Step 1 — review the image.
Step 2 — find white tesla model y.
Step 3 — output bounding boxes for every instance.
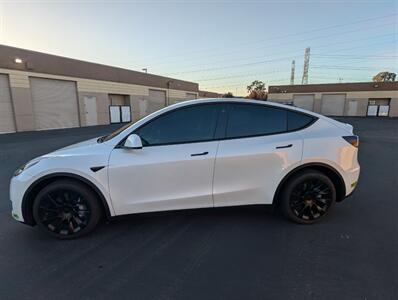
[10,99,360,238]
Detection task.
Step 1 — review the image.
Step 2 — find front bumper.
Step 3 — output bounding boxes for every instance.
[10,172,35,223]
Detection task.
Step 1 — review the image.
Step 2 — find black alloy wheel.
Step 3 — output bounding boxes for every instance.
[280,170,336,224]
[33,180,101,239]
[289,178,333,220]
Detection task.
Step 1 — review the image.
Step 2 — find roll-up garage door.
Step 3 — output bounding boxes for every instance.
[30,78,79,130]
[321,94,346,116]
[293,94,314,111]
[148,89,166,114]
[0,74,16,133]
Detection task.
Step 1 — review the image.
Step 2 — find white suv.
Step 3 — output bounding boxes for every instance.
[10,99,360,239]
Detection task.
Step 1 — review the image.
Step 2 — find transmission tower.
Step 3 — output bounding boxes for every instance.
[290,60,295,85]
[301,47,310,84]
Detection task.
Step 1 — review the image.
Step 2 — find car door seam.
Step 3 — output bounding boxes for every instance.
[106,147,118,215]
[211,141,221,208]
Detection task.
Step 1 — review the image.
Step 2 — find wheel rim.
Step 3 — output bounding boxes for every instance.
[289,178,333,221]
[37,189,91,236]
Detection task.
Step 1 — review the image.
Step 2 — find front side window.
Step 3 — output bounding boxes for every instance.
[226,104,287,138]
[135,104,221,146]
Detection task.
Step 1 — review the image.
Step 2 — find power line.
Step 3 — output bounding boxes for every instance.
[170,33,396,77]
[311,56,398,67]
[203,78,290,90]
[203,64,392,90]
[195,39,397,90]
[157,23,395,75]
[152,19,397,70]
[168,55,300,75]
[196,51,395,89]
[313,38,398,58]
[201,67,386,88]
[311,65,394,70]
[196,69,289,82]
[166,33,396,77]
[312,54,398,59]
[135,13,397,66]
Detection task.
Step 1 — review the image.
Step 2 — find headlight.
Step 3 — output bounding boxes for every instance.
[13,158,43,177]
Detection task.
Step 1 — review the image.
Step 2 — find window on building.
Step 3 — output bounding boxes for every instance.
[367,99,390,117]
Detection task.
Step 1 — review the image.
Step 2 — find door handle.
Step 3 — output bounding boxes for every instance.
[276,144,293,149]
[191,151,209,157]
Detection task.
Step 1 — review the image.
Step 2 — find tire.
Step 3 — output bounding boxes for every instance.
[279,170,336,224]
[33,180,102,239]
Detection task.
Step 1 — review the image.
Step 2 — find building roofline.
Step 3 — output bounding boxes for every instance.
[198,90,221,98]
[0,44,198,92]
[269,81,398,93]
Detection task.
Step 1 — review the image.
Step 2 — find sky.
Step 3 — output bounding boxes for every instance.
[0,0,397,96]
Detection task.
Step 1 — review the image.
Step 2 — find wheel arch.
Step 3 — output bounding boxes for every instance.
[22,172,113,226]
[273,162,346,205]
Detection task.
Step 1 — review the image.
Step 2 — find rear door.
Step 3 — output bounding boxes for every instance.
[213,103,305,207]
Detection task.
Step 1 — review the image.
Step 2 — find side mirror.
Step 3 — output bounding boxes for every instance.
[124,134,143,149]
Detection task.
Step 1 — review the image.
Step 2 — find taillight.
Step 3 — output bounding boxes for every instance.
[342,135,359,148]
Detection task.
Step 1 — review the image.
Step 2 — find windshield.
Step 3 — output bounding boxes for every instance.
[98,122,133,143]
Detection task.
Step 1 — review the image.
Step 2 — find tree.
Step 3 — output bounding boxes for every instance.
[221,92,234,98]
[372,71,396,82]
[246,80,267,100]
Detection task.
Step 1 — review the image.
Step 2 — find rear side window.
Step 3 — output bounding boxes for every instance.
[287,111,315,131]
[226,104,287,138]
[135,104,220,146]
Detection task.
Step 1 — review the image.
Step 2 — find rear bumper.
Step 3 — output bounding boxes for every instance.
[345,187,356,198]
[339,165,360,201]
[339,183,357,202]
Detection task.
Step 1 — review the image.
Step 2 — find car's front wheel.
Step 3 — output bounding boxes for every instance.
[280,170,336,224]
[33,180,102,239]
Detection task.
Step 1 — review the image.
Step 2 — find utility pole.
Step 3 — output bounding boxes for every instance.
[290,60,295,85]
[301,47,310,84]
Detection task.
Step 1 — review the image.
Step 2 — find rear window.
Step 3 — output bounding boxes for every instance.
[287,111,315,131]
[226,104,287,138]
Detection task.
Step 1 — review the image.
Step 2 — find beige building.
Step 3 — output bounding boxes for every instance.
[268,82,398,117]
[0,45,218,133]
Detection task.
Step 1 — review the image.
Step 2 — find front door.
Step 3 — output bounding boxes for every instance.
[108,103,223,215]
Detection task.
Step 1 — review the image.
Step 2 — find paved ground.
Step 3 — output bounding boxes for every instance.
[0,118,397,300]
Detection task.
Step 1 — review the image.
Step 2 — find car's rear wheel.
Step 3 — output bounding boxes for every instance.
[280,170,336,224]
[33,180,101,239]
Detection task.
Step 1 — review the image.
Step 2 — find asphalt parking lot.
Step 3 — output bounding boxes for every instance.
[0,117,397,300]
